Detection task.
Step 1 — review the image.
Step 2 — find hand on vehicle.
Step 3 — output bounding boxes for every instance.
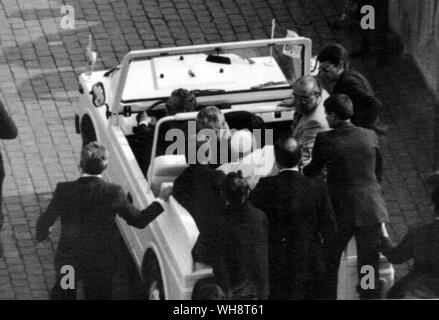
[194,262,211,271]
[159,185,173,201]
[137,112,156,127]
[277,98,294,107]
[381,223,389,238]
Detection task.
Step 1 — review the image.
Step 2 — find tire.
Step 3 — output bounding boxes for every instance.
[143,255,165,300]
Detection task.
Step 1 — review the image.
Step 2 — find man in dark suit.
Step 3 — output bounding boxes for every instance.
[250,136,337,300]
[36,142,172,300]
[304,94,389,299]
[129,88,197,174]
[215,171,269,300]
[317,43,387,135]
[0,100,18,257]
[379,186,439,299]
[173,138,226,268]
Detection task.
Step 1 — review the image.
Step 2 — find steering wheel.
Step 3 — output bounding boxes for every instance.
[147,98,168,112]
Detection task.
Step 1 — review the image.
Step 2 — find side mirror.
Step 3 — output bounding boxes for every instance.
[90,82,105,108]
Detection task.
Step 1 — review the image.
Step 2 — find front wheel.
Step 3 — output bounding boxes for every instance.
[143,255,165,300]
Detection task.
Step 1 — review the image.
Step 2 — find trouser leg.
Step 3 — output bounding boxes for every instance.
[355,224,382,299]
[324,221,355,300]
[82,267,115,300]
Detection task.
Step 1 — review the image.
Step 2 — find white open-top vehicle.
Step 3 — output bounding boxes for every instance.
[74,37,394,299]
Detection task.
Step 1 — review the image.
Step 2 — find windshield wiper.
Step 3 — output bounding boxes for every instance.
[250,81,290,90]
[191,89,226,96]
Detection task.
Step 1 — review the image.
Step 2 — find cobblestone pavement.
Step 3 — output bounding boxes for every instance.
[0,0,436,299]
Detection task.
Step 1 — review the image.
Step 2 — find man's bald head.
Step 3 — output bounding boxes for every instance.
[292,75,322,115]
[293,75,323,96]
[274,136,302,169]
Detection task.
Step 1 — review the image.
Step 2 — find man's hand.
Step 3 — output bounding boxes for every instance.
[159,185,173,201]
[194,262,211,272]
[277,98,294,107]
[381,223,389,238]
[36,226,53,242]
[137,111,157,127]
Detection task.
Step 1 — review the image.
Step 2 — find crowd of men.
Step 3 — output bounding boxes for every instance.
[0,42,436,300]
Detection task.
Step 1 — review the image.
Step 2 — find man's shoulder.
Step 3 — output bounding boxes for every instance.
[54,180,81,192]
[352,125,378,141]
[338,69,367,84]
[315,128,334,140]
[79,178,124,194]
[257,174,281,186]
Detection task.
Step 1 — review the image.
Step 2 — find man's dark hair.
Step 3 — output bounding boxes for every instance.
[80,142,109,175]
[317,43,350,70]
[324,94,354,120]
[222,171,250,206]
[166,88,197,115]
[432,186,439,216]
[274,136,301,168]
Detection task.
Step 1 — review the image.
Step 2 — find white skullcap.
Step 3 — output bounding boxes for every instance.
[230,129,255,159]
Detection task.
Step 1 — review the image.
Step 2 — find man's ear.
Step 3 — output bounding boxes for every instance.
[102,160,108,171]
[316,94,323,105]
[337,62,345,73]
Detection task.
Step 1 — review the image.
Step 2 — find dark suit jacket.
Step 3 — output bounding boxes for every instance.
[129,124,155,176]
[173,164,226,264]
[215,202,269,300]
[334,69,383,130]
[304,122,388,227]
[381,220,439,274]
[250,170,337,299]
[0,101,18,179]
[36,177,164,269]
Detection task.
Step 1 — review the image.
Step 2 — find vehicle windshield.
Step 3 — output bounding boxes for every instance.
[120,41,307,108]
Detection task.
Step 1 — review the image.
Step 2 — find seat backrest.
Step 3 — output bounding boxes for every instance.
[149,154,189,195]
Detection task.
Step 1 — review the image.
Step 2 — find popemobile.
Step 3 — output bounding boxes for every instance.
[74,33,394,299]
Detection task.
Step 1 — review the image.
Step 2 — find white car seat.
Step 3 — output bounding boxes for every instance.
[149,154,188,195]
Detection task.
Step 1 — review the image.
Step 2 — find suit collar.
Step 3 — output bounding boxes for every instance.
[279,167,299,173]
[77,176,103,183]
[333,121,355,130]
[279,169,301,177]
[82,173,102,178]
